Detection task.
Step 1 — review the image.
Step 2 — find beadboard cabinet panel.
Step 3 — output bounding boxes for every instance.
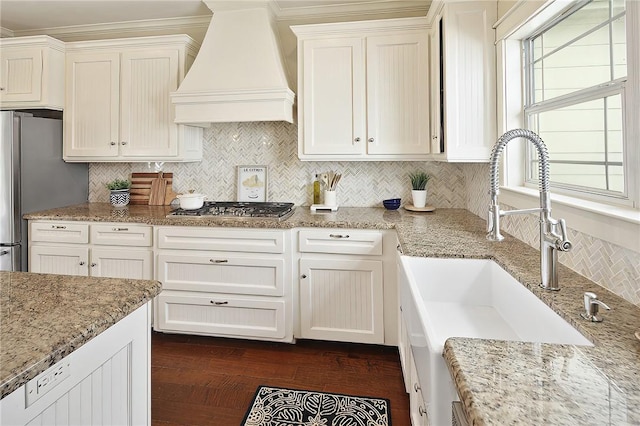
[65,52,120,158]
[63,36,202,162]
[299,258,384,344]
[0,36,65,109]
[300,37,365,156]
[294,17,430,161]
[366,33,430,156]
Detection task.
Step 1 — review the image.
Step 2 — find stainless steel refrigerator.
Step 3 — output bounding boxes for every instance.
[1,110,88,272]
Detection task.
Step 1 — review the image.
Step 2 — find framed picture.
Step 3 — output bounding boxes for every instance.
[237,165,268,202]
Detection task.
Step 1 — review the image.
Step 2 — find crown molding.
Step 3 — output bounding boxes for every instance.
[7,15,211,42]
[273,1,429,22]
[0,27,15,38]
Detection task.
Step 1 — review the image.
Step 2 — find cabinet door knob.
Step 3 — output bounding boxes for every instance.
[210,300,228,305]
[301,274,307,279]
[414,383,421,392]
[432,135,438,140]
[90,263,97,267]
[419,406,427,416]
[121,141,127,145]
[79,261,86,266]
[110,141,116,146]
[368,137,374,143]
[0,250,9,256]
[354,137,361,142]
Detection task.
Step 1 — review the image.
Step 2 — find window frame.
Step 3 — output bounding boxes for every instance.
[522,0,630,205]
[494,0,640,253]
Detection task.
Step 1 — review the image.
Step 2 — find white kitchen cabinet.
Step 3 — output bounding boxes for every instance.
[428,1,497,162]
[28,221,153,280]
[1,303,151,426]
[63,35,203,162]
[299,258,384,344]
[0,36,65,110]
[296,229,391,344]
[293,17,430,161]
[153,226,293,342]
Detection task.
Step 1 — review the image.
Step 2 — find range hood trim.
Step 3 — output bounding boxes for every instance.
[172,87,295,126]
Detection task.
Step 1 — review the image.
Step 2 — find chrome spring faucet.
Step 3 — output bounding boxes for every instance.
[486,129,572,291]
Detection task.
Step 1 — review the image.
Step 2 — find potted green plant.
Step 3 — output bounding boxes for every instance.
[106,178,131,207]
[409,171,430,208]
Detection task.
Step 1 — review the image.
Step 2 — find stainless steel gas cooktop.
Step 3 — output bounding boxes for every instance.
[167,201,295,220]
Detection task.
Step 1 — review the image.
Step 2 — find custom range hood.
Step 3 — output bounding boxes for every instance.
[171,1,295,126]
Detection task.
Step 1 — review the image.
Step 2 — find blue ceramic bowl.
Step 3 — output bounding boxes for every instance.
[383,198,401,210]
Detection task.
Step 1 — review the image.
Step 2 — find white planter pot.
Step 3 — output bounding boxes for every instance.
[411,189,427,208]
[110,189,130,208]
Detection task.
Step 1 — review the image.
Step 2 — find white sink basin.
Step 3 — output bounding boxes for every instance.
[398,256,592,426]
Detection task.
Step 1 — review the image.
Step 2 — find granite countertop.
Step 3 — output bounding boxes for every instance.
[0,271,162,399]
[23,203,640,424]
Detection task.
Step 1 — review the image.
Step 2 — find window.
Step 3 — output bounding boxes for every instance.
[523,0,630,203]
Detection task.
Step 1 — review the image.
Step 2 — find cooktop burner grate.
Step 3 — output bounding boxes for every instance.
[168,201,295,220]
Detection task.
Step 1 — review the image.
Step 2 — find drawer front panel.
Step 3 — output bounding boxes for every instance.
[30,222,89,244]
[157,253,284,296]
[156,291,286,339]
[157,227,285,253]
[91,224,152,247]
[298,229,382,255]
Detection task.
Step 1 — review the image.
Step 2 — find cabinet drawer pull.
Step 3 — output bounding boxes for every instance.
[210,259,228,263]
[0,250,9,256]
[210,300,228,305]
[396,243,403,253]
[329,234,349,239]
[51,225,67,229]
[112,227,129,231]
[414,383,421,392]
[419,406,427,416]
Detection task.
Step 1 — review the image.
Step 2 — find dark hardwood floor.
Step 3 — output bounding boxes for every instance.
[151,331,411,425]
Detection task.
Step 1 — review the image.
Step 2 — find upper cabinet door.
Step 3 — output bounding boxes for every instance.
[0,47,42,103]
[366,33,429,156]
[293,17,430,161]
[64,52,120,158]
[300,37,366,158]
[120,49,180,157]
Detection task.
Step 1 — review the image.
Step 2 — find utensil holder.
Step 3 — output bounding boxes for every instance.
[324,190,337,207]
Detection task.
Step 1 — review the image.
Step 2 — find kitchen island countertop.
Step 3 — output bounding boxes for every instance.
[0,271,161,399]
[24,203,640,424]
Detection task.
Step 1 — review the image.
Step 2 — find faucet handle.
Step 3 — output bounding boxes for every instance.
[581,292,610,322]
[556,219,572,251]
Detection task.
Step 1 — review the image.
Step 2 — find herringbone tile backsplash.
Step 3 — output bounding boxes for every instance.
[89,122,639,307]
[90,121,466,208]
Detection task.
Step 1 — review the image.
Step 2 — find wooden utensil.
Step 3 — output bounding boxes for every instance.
[149,172,167,205]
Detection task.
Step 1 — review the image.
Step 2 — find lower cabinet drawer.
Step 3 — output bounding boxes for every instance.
[157,253,285,296]
[155,291,287,340]
[30,222,89,244]
[91,224,152,247]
